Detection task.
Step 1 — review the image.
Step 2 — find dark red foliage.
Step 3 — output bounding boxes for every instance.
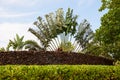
[0,51,113,65]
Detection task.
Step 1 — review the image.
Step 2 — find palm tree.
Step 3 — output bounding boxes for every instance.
[28,8,94,53]
[6,34,43,51]
[7,34,25,51]
[28,8,78,51]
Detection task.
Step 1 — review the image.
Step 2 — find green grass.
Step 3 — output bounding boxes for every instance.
[0,65,120,80]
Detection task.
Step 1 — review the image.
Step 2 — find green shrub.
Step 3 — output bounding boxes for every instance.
[0,65,120,80]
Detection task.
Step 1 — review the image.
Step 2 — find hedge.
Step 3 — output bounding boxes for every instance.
[0,65,120,80]
[0,51,113,65]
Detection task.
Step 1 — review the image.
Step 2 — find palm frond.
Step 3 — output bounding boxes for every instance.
[74,19,94,52]
[7,34,25,51]
[24,40,43,51]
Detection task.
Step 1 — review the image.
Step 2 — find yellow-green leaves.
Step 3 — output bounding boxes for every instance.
[0,65,120,80]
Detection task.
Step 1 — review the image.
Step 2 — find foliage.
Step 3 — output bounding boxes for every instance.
[7,34,25,51]
[0,65,120,80]
[6,34,42,51]
[29,9,94,52]
[0,47,5,52]
[95,0,120,60]
[83,41,104,56]
[5,8,94,52]
[74,19,94,52]
[59,41,74,52]
[29,8,94,52]
[29,8,78,51]
[84,41,113,59]
[24,40,43,51]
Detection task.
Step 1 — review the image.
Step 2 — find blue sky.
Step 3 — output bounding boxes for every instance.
[0,0,105,48]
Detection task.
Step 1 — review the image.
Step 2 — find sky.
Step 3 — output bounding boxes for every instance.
[0,0,106,48]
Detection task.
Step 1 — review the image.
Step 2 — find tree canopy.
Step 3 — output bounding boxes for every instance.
[95,0,120,60]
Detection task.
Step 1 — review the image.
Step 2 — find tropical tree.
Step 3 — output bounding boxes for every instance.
[28,8,78,51]
[7,34,25,51]
[95,0,120,60]
[28,8,94,53]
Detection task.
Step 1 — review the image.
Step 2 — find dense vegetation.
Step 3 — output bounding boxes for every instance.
[0,0,119,61]
[0,0,120,60]
[94,0,120,60]
[81,0,120,60]
[0,0,120,79]
[4,8,94,53]
[0,65,120,80]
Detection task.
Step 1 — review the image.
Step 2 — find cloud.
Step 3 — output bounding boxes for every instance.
[0,0,38,6]
[0,23,37,47]
[0,0,64,7]
[0,0,65,18]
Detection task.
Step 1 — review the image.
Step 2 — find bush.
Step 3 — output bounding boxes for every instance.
[0,65,120,80]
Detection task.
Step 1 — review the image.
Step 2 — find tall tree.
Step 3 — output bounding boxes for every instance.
[95,0,120,60]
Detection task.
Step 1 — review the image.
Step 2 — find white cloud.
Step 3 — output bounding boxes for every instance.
[0,3,38,18]
[0,0,64,18]
[0,0,63,7]
[0,23,37,47]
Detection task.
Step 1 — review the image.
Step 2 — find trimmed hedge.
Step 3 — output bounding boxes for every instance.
[0,65,120,80]
[0,51,113,65]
